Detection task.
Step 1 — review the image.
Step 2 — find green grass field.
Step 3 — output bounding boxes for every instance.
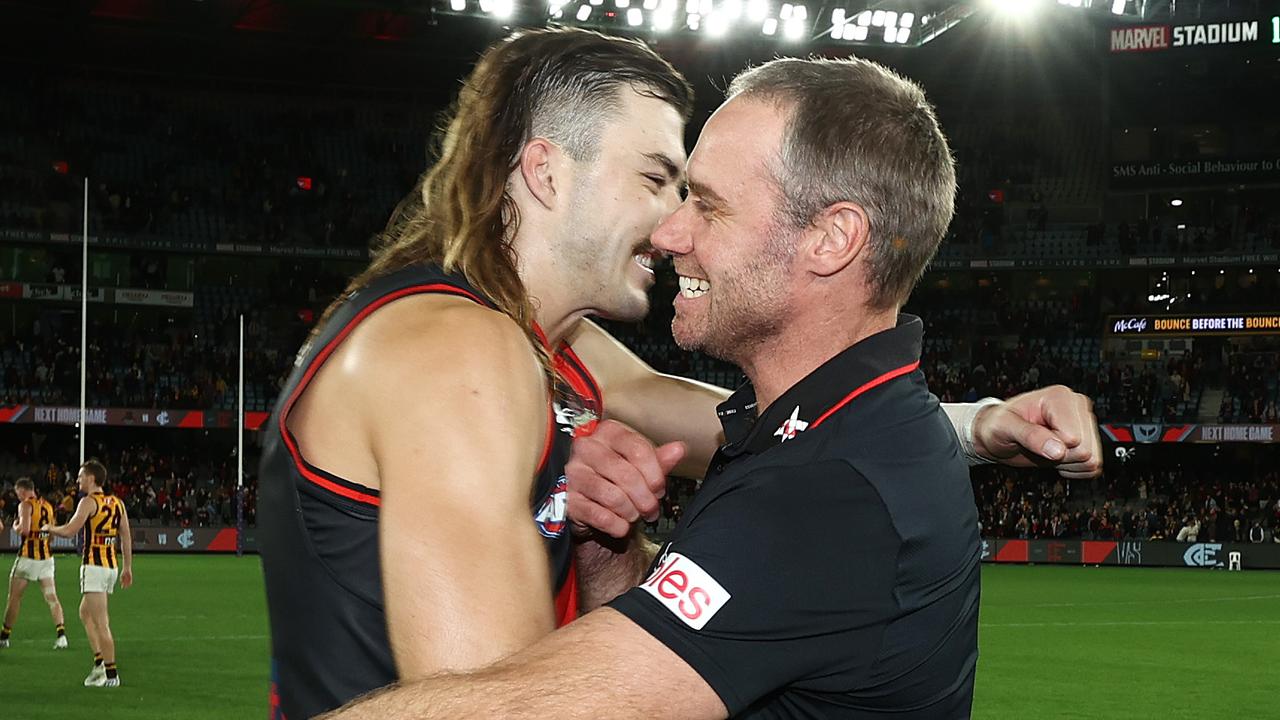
[2,556,1276,719]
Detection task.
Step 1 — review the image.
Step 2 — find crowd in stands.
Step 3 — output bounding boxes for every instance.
[0,433,256,529]
[972,458,1280,543]
[0,309,297,412]
[1220,351,1280,423]
[4,72,1279,262]
[3,261,1272,424]
[1,75,427,251]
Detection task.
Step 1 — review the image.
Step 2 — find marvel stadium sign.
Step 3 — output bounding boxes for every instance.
[1110,20,1270,53]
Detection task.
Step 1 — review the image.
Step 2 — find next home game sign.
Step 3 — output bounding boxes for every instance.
[1108,313,1280,337]
[1110,18,1278,52]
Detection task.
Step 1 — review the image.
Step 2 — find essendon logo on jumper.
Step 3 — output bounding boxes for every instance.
[641,552,731,630]
[1110,25,1170,53]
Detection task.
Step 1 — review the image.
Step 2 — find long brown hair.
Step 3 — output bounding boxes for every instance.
[318,29,693,364]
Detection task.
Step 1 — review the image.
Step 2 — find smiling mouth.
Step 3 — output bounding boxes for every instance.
[677,274,711,298]
[633,247,662,274]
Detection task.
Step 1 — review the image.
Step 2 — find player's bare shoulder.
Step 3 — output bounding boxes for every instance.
[343,293,545,400]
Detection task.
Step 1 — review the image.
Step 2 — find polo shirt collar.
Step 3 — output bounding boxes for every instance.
[715,314,924,456]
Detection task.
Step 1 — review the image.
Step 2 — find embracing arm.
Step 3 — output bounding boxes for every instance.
[45,496,96,538]
[361,302,556,678]
[321,608,725,720]
[565,321,1097,476]
[565,320,726,477]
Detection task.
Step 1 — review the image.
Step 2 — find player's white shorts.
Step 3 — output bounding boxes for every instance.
[80,565,118,594]
[10,556,55,583]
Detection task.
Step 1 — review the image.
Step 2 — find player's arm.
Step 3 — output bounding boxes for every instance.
[45,496,96,537]
[15,500,32,537]
[566,321,1101,477]
[319,607,726,720]
[565,319,725,478]
[358,300,555,679]
[118,504,134,588]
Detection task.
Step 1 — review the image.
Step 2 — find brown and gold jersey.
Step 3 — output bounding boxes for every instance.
[82,492,123,569]
[19,497,55,560]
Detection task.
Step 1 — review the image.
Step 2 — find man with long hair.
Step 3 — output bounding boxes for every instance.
[260,29,1100,720]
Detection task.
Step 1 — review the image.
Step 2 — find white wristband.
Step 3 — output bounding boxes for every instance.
[946,397,1004,466]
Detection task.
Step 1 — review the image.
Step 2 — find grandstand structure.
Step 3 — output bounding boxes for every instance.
[1,0,1278,547]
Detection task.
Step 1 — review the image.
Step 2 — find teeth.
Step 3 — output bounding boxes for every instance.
[633,253,654,270]
[677,275,710,298]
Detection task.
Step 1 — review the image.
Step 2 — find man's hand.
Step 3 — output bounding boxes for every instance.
[121,568,133,589]
[971,385,1103,479]
[566,420,686,539]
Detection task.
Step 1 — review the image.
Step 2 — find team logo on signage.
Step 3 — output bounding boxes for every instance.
[774,406,809,442]
[533,475,569,538]
[641,551,731,630]
[1183,543,1223,568]
[1133,424,1161,443]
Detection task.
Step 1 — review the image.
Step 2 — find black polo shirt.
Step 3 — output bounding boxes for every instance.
[608,315,981,719]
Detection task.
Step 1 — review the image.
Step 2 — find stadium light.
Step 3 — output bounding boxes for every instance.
[1170,198,1184,207]
[784,15,804,38]
[780,2,792,18]
[872,9,885,25]
[897,26,910,42]
[479,0,493,11]
[653,10,675,28]
[707,10,729,34]
[493,0,514,17]
[450,0,466,11]
[831,8,844,25]
[688,12,701,28]
[856,10,871,25]
[793,3,806,19]
[616,0,629,8]
[884,25,896,41]
[724,0,742,19]
[577,4,592,19]
[1110,0,1126,14]
[852,24,868,39]
[627,7,643,24]
[762,16,777,33]
[884,10,897,27]
[989,0,1037,20]
[900,11,914,27]
[747,0,768,21]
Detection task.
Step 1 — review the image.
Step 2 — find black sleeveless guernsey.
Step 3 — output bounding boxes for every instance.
[258,265,601,720]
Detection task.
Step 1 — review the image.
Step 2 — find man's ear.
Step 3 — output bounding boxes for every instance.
[517,138,565,211]
[802,201,870,278]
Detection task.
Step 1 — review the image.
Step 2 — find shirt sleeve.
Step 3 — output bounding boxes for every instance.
[607,460,901,715]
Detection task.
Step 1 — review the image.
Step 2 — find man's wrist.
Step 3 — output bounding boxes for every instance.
[961,397,1004,465]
